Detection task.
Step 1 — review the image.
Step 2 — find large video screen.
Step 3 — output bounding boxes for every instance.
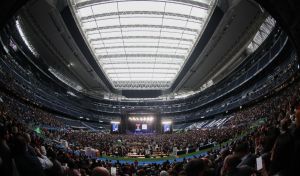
[163,124,171,132]
[135,124,141,131]
[142,124,147,130]
[127,114,156,133]
[135,124,148,131]
[112,124,119,132]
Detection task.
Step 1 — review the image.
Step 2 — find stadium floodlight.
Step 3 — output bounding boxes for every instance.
[162,121,172,124]
[68,0,216,90]
[48,67,83,92]
[110,121,120,124]
[147,117,154,122]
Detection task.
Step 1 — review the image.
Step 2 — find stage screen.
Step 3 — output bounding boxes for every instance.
[135,124,141,131]
[163,124,171,132]
[142,124,147,130]
[127,115,156,133]
[134,123,148,131]
[112,124,119,132]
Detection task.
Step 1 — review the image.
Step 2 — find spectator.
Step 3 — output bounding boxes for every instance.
[233,142,256,168]
[91,166,110,176]
[160,170,169,176]
[1,61,300,175]
[185,158,207,176]
[0,126,13,176]
[13,135,44,176]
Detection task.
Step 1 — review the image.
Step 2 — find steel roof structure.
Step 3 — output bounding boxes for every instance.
[69,0,216,90]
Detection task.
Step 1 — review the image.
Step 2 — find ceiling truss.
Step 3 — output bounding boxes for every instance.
[69,0,216,89]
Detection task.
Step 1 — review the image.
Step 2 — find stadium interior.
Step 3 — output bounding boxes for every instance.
[1,0,300,176]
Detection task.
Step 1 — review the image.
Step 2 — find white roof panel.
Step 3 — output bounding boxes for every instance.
[69,0,216,89]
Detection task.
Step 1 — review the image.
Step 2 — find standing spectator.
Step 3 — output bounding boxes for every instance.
[0,126,13,176]
[233,142,256,168]
[13,135,44,176]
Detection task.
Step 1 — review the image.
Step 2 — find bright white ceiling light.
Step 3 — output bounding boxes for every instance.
[48,67,83,91]
[162,121,172,124]
[111,121,120,124]
[69,0,216,89]
[247,16,276,53]
[16,18,39,57]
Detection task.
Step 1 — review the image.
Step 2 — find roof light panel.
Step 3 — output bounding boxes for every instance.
[99,56,185,61]
[247,16,276,53]
[70,0,216,89]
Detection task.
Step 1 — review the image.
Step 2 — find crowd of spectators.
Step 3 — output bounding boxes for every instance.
[1,76,300,176]
[52,126,246,157]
